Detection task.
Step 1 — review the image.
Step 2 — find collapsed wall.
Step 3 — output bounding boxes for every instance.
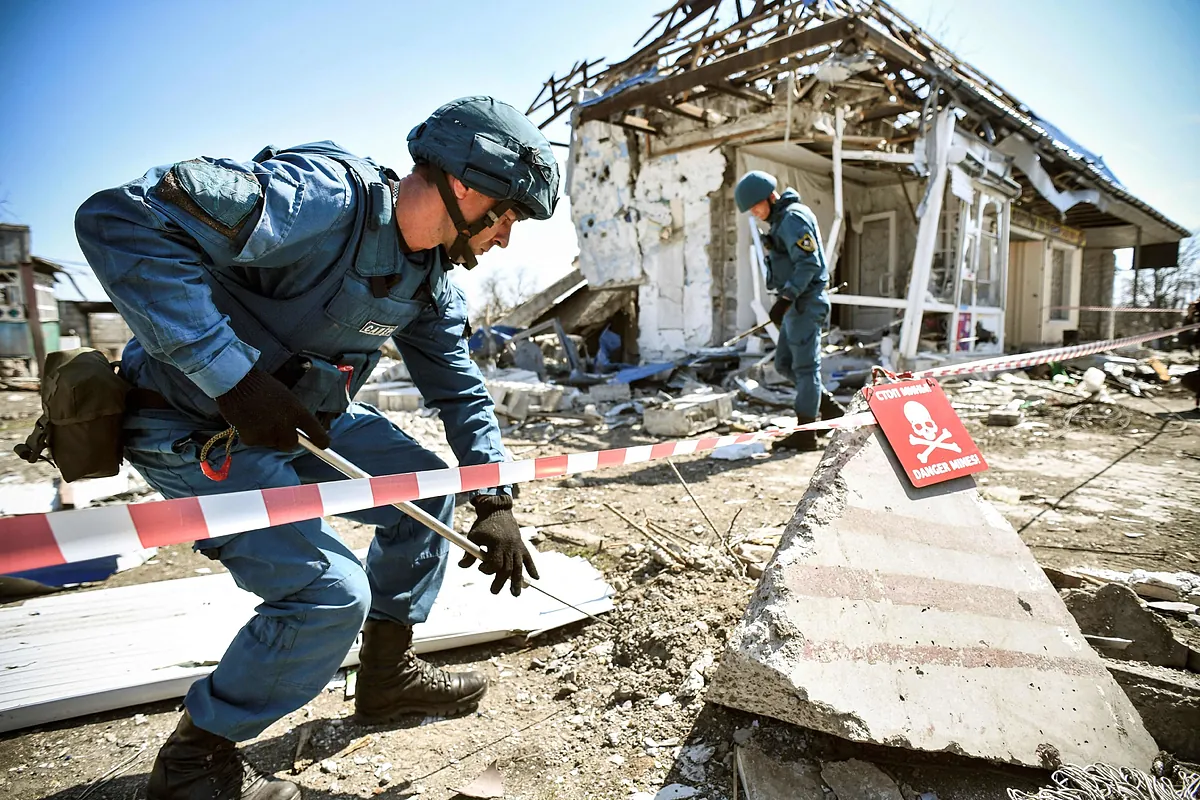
[569,121,725,361]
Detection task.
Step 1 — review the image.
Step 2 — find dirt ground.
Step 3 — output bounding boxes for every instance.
[1,380,1198,800]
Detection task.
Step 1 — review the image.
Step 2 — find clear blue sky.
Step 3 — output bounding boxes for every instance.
[1,0,1196,307]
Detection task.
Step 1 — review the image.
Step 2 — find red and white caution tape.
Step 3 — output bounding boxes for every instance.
[0,413,876,575]
[1049,305,1186,314]
[5,322,1196,576]
[905,323,1200,380]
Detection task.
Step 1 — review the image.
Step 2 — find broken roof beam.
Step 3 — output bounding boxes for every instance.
[527,58,606,129]
[653,100,717,123]
[631,1,799,74]
[614,114,660,135]
[731,44,837,88]
[579,15,859,122]
[708,79,776,106]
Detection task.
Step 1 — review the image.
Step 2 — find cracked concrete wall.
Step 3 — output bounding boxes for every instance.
[569,120,726,360]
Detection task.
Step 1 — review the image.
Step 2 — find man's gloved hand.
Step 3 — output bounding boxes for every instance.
[215,366,331,451]
[460,493,540,596]
[768,295,793,327]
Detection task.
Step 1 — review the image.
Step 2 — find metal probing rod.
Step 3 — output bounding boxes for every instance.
[296,434,617,631]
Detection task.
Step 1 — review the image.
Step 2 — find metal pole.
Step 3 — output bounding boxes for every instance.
[296,435,617,630]
[19,262,46,378]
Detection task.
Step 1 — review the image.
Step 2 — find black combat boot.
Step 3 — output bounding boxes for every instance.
[819,390,846,420]
[355,618,488,721]
[146,711,299,800]
[773,416,820,452]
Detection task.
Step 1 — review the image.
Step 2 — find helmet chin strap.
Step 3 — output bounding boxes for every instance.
[431,169,513,270]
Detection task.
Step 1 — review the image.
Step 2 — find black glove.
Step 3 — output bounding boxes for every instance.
[459,493,540,596]
[768,295,793,327]
[215,366,330,451]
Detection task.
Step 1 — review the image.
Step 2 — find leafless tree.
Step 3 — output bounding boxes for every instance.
[475,265,538,327]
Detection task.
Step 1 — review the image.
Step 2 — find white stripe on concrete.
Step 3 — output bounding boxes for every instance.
[198,490,269,537]
[805,527,1046,594]
[774,593,1085,657]
[48,505,138,564]
[317,478,376,517]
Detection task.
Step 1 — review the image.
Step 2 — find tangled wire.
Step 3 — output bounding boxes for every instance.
[1061,403,1133,431]
[1059,401,1191,435]
[1008,762,1200,800]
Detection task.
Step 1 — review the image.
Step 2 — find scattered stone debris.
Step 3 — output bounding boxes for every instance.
[1105,661,1200,761]
[820,759,904,800]
[1063,584,1192,668]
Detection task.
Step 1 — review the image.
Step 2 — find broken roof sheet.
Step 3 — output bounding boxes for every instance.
[0,550,613,733]
[530,0,1188,239]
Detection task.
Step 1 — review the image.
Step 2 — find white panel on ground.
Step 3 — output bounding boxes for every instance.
[0,550,613,733]
[708,411,1157,770]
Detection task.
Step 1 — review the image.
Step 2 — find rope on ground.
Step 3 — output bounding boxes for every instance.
[1007,762,1200,800]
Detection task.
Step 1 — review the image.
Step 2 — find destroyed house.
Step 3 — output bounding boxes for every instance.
[528,0,1190,368]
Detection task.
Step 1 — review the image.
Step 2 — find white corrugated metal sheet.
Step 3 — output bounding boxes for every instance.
[0,550,612,733]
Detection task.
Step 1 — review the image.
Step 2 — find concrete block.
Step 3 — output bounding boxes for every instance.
[535,386,565,412]
[735,746,825,800]
[643,392,734,437]
[820,760,903,800]
[708,409,1157,770]
[987,409,1022,426]
[1106,661,1200,761]
[376,387,423,412]
[355,381,413,407]
[1063,585,1190,668]
[485,382,509,406]
[586,383,632,404]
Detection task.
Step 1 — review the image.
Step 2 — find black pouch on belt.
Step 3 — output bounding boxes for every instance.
[14,348,132,482]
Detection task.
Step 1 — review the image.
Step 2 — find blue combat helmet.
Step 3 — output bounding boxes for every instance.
[734,170,778,214]
[408,96,560,268]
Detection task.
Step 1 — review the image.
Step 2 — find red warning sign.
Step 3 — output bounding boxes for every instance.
[864,378,988,487]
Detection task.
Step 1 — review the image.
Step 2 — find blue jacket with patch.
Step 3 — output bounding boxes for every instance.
[764,189,828,303]
[75,142,506,470]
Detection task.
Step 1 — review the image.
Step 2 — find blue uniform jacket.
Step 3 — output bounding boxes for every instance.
[75,143,507,472]
[764,189,829,303]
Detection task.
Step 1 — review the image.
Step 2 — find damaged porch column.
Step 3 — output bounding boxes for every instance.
[1079,247,1116,341]
[898,109,956,361]
[708,401,1157,769]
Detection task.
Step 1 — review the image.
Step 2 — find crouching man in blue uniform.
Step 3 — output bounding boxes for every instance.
[735,170,841,451]
[76,97,559,800]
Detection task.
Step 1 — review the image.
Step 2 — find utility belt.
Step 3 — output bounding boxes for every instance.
[127,350,377,429]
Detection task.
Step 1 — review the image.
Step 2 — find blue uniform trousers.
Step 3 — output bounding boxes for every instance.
[123,403,453,741]
[775,298,829,419]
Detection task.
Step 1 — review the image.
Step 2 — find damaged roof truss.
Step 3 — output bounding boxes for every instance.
[529,0,1187,239]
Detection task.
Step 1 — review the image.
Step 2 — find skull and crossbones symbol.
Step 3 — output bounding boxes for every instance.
[904,401,961,463]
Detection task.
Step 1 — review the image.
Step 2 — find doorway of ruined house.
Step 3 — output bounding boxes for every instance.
[849,210,898,333]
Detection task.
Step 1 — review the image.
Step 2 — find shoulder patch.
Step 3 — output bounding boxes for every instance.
[797,232,818,253]
[154,159,260,239]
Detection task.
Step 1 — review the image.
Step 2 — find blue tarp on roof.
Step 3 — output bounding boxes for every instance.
[579,69,663,109]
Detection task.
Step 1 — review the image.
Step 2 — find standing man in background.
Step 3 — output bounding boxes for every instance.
[735,170,838,451]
